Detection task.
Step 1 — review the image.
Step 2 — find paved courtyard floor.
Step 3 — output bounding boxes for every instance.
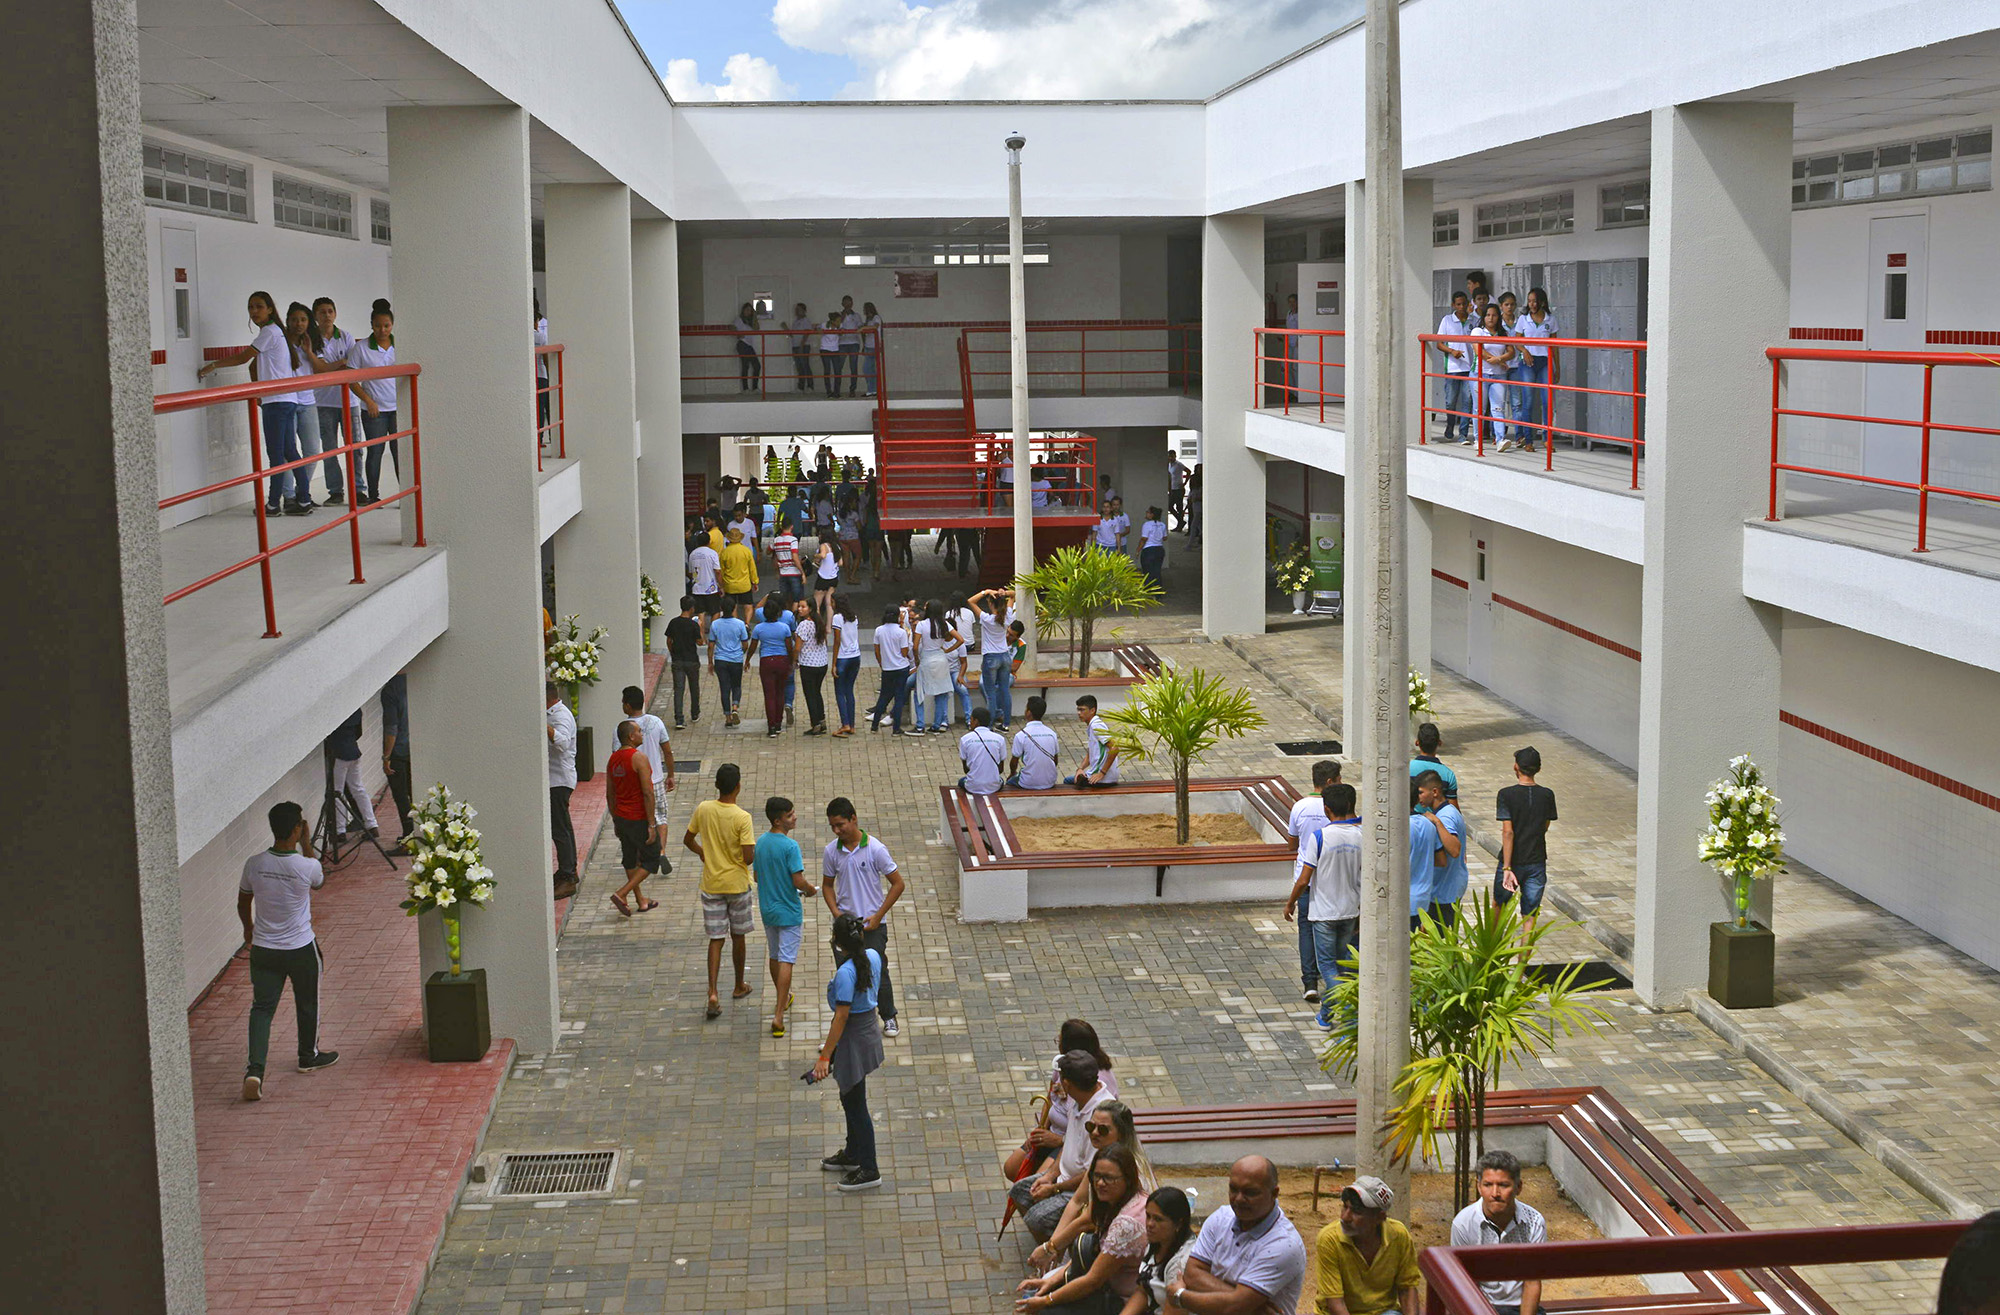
[414,620,1955,1314]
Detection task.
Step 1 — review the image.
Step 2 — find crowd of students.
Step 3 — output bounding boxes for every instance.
[732,295,884,397]
[1432,270,1561,452]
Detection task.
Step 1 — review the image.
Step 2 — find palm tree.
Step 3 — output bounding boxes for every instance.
[1319,895,1610,1210]
[1015,544,1161,677]
[1098,666,1266,843]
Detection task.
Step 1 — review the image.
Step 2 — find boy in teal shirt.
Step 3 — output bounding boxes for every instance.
[753,796,817,1037]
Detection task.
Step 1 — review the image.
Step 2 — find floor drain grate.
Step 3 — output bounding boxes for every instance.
[1525,960,1632,992]
[494,1151,618,1197]
[1275,739,1343,757]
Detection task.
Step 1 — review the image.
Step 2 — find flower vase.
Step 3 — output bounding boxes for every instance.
[423,910,491,1061]
[566,684,579,715]
[643,621,652,654]
[442,909,462,976]
[1291,590,1307,614]
[1708,919,1775,1009]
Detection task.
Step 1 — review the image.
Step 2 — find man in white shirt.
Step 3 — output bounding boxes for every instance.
[1286,760,1340,1004]
[1109,496,1132,553]
[1286,782,1362,1028]
[1010,1050,1112,1242]
[729,509,758,557]
[1436,291,1477,443]
[1449,1150,1548,1315]
[1069,694,1121,786]
[621,684,677,831]
[787,302,816,392]
[687,532,724,619]
[837,295,863,397]
[958,707,1009,796]
[238,800,337,1100]
[1167,456,1189,528]
[1007,697,1062,790]
[547,682,580,900]
[821,796,905,1035]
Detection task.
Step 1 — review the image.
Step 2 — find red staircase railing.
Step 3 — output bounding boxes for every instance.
[154,364,424,639]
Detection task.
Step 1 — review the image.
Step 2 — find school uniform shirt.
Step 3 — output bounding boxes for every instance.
[749,618,793,659]
[631,712,670,786]
[822,832,898,921]
[535,317,550,377]
[1093,516,1122,549]
[977,606,1017,653]
[833,613,862,661]
[828,947,884,1015]
[873,621,911,672]
[547,700,578,790]
[1010,720,1062,790]
[1139,519,1167,549]
[789,314,816,349]
[733,315,759,348]
[838,310,862,346]
[1471,325,1510,379]
[239,848,326,950]
[1514,311,1559,358]
[1110,512,1131,545]
[344,337,397,412]
[1300,818,1363,922]
[819,329,841,353]
[311,327,356,408]
[1432,802,1471,906]
[1030,479,1052,508]
[959,726,1009,795]
[951,606,981,656]
[687,544,722,596]
[251,322,305,399]
[1082,714,1120,783]
[1408,812,1443,915]
[1288,794,1329,882]
[708,616,749,664]
[1436,311,1475,373]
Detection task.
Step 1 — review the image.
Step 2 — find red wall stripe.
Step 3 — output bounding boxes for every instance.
[1781,711,2000,815]
[203,344,249,361]
[1432,568,1469,590]
[1926,330,2000,347]
[1492,592,1642,661]
[150,349,167,366]
[1788,327,1865,342]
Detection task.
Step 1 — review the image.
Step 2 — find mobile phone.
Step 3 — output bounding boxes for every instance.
[801,1067,824,1085]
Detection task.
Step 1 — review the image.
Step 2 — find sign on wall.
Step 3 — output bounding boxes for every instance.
[1315,280,1340,316]
[683,474,706,516]
[1308,511,1343,616]
[894,269,939,298]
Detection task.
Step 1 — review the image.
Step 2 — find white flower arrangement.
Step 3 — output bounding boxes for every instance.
[399,784,495,974]
[639,573,665,622]
[546,613,608,689]
[1697,754,1786,929]
[1408,668,1435,720]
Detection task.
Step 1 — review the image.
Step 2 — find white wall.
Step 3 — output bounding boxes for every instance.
[1780,616,2000,969]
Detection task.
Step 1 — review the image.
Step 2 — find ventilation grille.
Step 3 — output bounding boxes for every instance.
[1275,739,1343,757]
[494,1151,617,1197]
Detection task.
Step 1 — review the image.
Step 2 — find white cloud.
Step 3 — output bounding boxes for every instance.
[664,52,797,102]
[770,0,1359,100]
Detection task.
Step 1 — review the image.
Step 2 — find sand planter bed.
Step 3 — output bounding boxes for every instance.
[1010,642,1165,713]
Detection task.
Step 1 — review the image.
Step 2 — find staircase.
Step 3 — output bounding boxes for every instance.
[977,523,1091,587]
[873,407,983,523]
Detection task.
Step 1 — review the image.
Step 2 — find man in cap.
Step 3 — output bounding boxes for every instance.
[1312,1175,1420,1314]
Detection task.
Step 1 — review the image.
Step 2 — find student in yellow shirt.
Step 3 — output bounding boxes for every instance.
[1315,1177,1421,1315]
[683,762,758,1020]
[720,526,759,623]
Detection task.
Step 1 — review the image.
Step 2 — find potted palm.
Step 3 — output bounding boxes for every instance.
[401,784,498,1061]
[1700,755,1785,1009]
[1098,666,1267,844]
[1016,544,1162,678]
[1321,896,1608,1210]
[639,573,665,653]
[1274,541,1313,613]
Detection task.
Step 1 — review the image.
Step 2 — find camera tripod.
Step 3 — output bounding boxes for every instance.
[313,741,398,870]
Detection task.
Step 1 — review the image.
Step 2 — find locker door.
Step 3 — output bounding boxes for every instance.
[1862,215,1929,484]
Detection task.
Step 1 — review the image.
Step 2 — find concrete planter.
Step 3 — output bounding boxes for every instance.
[424,967,492,1062]
[1708,919,1776,1009]
[1010,643,1163,712]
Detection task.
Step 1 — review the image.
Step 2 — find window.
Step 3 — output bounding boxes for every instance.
[1792,128,1991,208]
[142,140,250,220]
[1264,232,1309,264]
[1474,191,1574,241]
[1433,209,1460,246]
[370,198,391,245]
[272,175,354,238]
[1599,180,1650,229]
[842,240,1048,266]
[1315,223,1345,260]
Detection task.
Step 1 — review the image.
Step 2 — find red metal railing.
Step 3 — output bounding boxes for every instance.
[535,342,565,470]
[961,322,1201,397]
[679,325,886,403]
[1419,332,1649,490]
[154,364,424,639]
[874,429,1098,524]
[1767,345,2000,552]
[1420,1218,1968,1315]
[1253,327,1346,421]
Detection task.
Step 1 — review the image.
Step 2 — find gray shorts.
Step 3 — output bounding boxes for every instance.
[700,891,754,938]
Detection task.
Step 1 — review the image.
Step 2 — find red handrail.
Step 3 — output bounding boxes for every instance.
[679,325,885,405]
[1420,1218,1968,1315]
[960,323,1201,397]
[535,343,565,470]
[1765,344,2000,552]
[1418,332,1648,490]
[1253,327,1346,422]
[154,363,423,639]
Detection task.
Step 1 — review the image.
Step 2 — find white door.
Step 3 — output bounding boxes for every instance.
[158,225,209,526]
[1863,214,1929,484]
[1466,519,1494,683]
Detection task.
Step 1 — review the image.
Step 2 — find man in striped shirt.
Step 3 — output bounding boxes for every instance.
[1448,1149,1547,1315]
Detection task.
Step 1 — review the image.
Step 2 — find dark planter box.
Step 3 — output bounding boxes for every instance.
[1709,920,1775,1009]
[575,724,595,782]
[424,967,492,1062]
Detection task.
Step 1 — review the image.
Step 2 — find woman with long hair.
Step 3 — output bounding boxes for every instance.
[794,595,832,736]
[829,593,862,736]
[814,535,842,607]
[733,301,763,391]
[1007,1020,1119,1181]
[747,596,796,737]
[1119,1187,1196,1315]
[344,303,399,505]
[911,600,962,734]
[860,301,884,397]
[813,913,885,1192]
[1473,301,1515,449]
[970,587,1018,729]
[1033,1099,1155,1276]
[1015,1143,1149,1312]
[1514,285,1560,451]
[199,290,313,516]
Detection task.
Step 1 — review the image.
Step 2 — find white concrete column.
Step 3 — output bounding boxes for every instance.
[1633,102,1791,1007]
[633,217,686,622]
[1116,426,1171,561]
[545,184,643,749]
[388,105,558,1052]
[4,4,202,1307]
[1201,215,1267,637]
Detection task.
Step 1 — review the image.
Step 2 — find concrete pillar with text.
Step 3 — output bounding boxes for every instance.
[633,218,687,622]
[388,105,559,1052]
[1201,215,1267,637]
[545,183,644,748]
[1633,102,1791,1007]
[3,5,203,1308]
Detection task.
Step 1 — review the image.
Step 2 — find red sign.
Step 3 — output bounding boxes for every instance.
[1887,252,1908,268]
[683,474,706,516]
[893,269,939,299]
[1317,280,1339,290]
[174,267,187,283]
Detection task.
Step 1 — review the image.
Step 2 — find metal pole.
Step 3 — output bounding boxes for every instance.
[1007,132,1037,669]
[1356,0,1411,1211]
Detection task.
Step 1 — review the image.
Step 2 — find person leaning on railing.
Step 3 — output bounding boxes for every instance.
[733,302,763,391]
[198,289,315,517]
[344,301,398,505]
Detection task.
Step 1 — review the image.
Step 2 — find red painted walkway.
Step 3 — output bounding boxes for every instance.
[191,654,663,1313]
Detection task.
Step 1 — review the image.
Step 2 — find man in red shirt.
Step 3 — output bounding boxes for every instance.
[606,720,661,918]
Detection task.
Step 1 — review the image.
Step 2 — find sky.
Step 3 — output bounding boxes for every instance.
[619,0,1365,103]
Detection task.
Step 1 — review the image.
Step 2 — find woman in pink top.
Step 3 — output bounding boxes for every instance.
[1015,1143,1149,1311]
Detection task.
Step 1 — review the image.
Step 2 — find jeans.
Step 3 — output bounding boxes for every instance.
[862,344,878,396]
[800,662,828,727]
[1507,363,1534,431]
[981,651,1014,727]
[759,654,791,728]
[840,1072,878,1175]
[315,405,349,496]
[1518,356,1549,440]
[260,401,303,505]
[833,655,861,728]
[1140,545,1165,588]
[386,751,413,836]
[672,660,701,723]
[290,404,325,503]
[714,659,744,714]
[839,345,860,394]
[949,663,971,723]
[360,410,398,501]
[1440,375,1473,439]
[1312,917,1360,1023]
[791,345,815,390]
[550,785,577,880]
[821,351,842,395]
[870,667,911,730]
[779,574,804,602]
[1009,1178,1074,1243]
[736,340,761,388]
[1296,914,1319,992]
[922,693,950,728]
[1483,378,1512,441]
[1496,861,1548,916]
[246,941,322,1076]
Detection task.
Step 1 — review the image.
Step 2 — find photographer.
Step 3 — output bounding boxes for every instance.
[238,801,340,1101]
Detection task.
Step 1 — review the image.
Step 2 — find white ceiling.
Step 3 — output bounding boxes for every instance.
[682,216,1203,240]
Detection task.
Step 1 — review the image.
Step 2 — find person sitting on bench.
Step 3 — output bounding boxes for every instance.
[1007,696,1062,790]
[1068,694,1121,787]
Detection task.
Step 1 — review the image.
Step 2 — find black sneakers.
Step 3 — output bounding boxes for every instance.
[837,1168,883,1193]
[297,1051,340,1073]
[820,1150,857,1173]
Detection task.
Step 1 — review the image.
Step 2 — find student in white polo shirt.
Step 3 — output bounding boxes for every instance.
[1285,760,1340,1005]
[821,796,905,1037]
[958,707,1009,796]
[1007,696,1062,790]
[237,800,340,1101]
[1435,290,1477,444]
[1068,694,1121,787]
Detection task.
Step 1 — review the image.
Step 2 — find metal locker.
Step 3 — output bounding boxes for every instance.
[1543,261,1584,444]
[1583,258,1648,450]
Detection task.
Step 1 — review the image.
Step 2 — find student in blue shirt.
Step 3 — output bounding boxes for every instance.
[753,796,817,1038]
[1416,770,1467,927]
[1407,779,1446,928]
[812,913,886,1193]
[708,609,750,726]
